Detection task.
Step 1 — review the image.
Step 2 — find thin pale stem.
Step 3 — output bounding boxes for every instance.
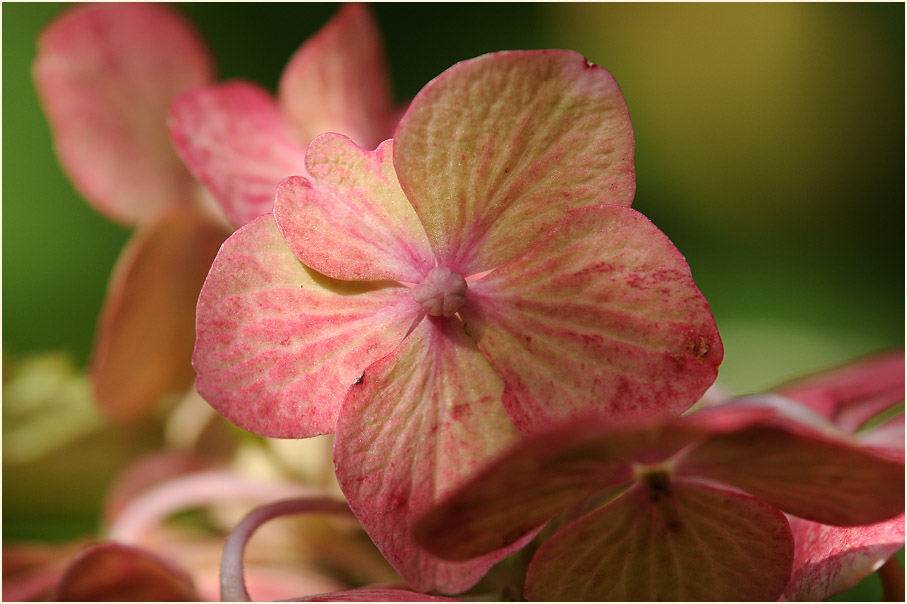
[220,497,354,602]
[879,556,905,602]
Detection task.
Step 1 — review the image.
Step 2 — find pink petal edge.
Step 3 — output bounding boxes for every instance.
[34,3,213,224]
[168,81,309,228]
[278,3,396,151]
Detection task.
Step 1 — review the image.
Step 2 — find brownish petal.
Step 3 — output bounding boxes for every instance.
[91,206,228,421]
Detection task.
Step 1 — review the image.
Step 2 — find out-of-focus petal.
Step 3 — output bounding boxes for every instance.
[91,207,227,421]
[295,586,459,601]
[334,318,525,594]
[524,482,794,601]
[275,137,434,283]
[394,50,635,274]
[278,3,395,151]
[53,542,200,601]
[169,81,309,228]
[34,3,212,225]
[465,205,722,434]
[777,349,905,433]
[2,541,88,602]
[102,452,216,525]
[782,514,905,601]
[194,215,420,438]
[682,423,905,526]
[414,419,641,562]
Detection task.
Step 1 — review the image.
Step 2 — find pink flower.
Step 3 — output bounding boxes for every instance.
[32,2,396,421]
[413,396,904,600]
[775,350,905,601]
[194,50,723,593]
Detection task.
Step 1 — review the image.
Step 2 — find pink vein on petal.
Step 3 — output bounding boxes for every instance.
[464,205,722,435]
[275,136,434,283]
[334,318,525,594]
[193,215,420,438]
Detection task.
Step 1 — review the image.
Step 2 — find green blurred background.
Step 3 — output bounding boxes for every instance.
[3,2,904,599]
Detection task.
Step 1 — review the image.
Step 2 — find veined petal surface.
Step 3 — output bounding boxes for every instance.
[169,81,309,228]
[278,3,395,150]
[782,513,905,601]
[682,424,905,526]
[34,3,212,224]
[464,205,722,434]
[394,50,635,274]
[524,482,794,601]
[275,137,434,283]
[193,215,419,438]
[91,207,227,421]
[334,318,524,594]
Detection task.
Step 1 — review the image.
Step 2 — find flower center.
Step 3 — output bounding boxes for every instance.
[412,267,468,317]
[634,463,673,503]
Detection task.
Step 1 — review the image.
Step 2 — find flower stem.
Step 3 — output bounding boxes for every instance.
[879,556,905,602]
[220,497,353,602]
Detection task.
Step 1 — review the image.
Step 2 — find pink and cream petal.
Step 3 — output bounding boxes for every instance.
[394,50,635,274]
[193,215,420,438]
[278,3,395,151]
[463,205,722,435]
[334,318,525,594]
[168,81,309,228]
[781,513,905,601]
[91,207,227,421]
[34,3,212,225]
[777,349,905,433]
[524,481,794,601]
[275,137,434,283]
[681,422,905,526]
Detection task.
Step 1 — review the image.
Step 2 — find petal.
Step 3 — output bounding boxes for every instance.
[294,587,459,602]
[278,3,395,151]
[334,318,525,594]
[91,206,228,421]
[275,136,434,283]
[782,513,905,601]
[168,81,309,228]
[394,50,635,274]
[777,350,905,433]
[464,205,722,434]
[524,482,794,601]
[33,3,213,224]
[53,542,201,601]
[682,422,905,526]
[414,419,642,562]
[193,215,419,438]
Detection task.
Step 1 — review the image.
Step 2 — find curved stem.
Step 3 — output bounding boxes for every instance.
[220,497,354,602]
[879,556,905,602]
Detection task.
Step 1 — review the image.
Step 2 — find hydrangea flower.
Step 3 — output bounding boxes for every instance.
[414,395,904,600]
[194,50,723,592]
[32,2,397,420]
